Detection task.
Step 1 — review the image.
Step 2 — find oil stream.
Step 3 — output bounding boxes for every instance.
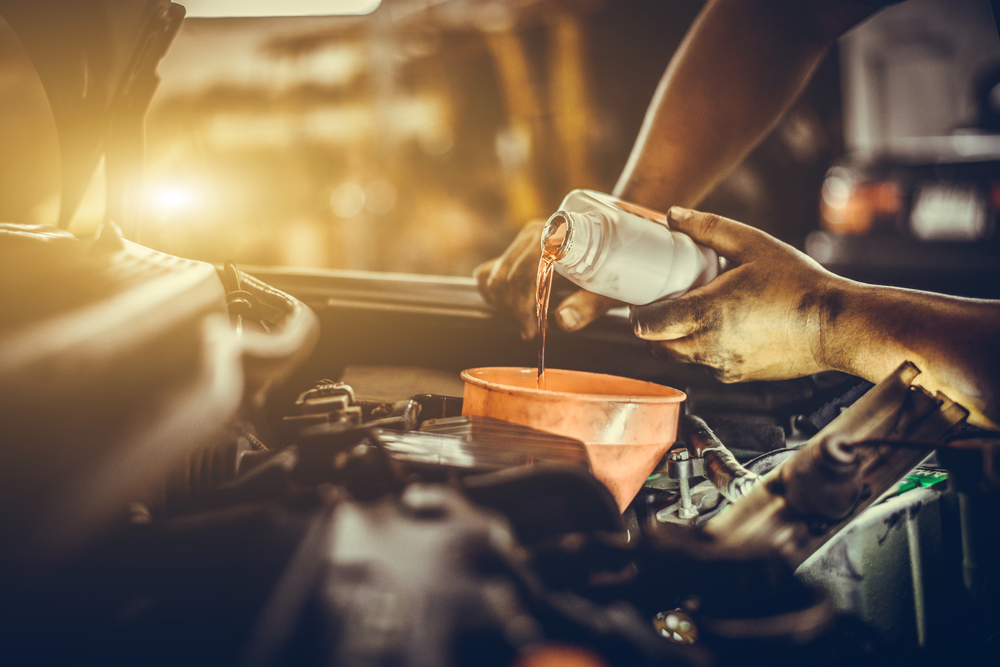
[536,218,567,390]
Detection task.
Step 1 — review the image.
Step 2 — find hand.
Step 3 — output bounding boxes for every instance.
[630,207,842,382]
[474,220,621,340]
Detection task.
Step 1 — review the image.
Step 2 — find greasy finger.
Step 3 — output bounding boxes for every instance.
[667,207,773,264]
[474,259,498,304]
[491,221,543,277]
[555,290,622,332]
[505,242,543,339]
[630,294,705,341]
[485,221,542,298]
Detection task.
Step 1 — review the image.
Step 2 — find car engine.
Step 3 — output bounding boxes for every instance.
[1,2,998,666]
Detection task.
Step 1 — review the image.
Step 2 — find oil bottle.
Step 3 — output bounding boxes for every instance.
[541,189,720,305]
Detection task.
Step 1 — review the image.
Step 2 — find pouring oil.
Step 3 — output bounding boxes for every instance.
[536,190,721,388]
[536,220,567,390]
[541,190,719,305]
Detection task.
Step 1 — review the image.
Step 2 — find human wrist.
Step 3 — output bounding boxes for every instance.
[815,276,873,377]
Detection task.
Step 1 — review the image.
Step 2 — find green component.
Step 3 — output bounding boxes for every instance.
[896,470,948,495]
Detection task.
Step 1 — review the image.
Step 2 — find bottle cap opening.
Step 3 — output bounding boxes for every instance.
[541,212,572,259]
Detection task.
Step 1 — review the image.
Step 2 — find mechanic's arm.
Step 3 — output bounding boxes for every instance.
[477,0,880,338]
[631,207,1000,431]
[614,0,877,209]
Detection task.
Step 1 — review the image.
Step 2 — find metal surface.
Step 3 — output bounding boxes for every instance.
[797,484,948,647]
[669,449,699,520]
[681,414,758,501]
[705,361,969,567]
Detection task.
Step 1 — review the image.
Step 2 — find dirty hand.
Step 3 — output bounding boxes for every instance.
[474,220,621,340]
[630,207,843,382]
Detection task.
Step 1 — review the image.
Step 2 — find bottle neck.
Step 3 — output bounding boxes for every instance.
[541,209,605,273]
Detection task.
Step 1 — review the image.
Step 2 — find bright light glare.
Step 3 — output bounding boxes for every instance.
[182,0,382,17]
[821,167,852,210]
[147,185,199,221]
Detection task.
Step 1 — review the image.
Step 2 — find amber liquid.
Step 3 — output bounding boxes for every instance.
[536,221,567,390]
[536,256,556,390]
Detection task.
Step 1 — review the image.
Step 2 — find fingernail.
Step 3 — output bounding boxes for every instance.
[556,307,581,330]
[669,207,692,223]
[628,308,645,336]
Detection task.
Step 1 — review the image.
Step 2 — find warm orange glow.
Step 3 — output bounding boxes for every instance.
[820,172,902,235]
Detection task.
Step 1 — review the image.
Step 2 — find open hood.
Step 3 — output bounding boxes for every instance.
[0,0,185,235]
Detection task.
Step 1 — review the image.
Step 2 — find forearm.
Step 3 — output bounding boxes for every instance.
[820,280,1000,431]
[613,0,875,211]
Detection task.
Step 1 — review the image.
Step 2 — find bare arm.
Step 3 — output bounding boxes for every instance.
[477,0,879,336]
[821,281,1000,431]
[614,0,877,209]
[631,208,1000,431]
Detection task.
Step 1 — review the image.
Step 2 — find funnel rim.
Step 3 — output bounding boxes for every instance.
[461,367,686,404]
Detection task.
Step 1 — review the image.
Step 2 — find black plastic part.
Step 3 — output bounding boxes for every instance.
[463,465,623,545]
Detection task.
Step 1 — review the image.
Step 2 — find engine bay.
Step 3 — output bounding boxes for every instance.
[2,1,999,665]
[2,226,998,666]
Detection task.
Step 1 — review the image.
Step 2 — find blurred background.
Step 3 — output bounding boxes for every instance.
[1,0,999,284]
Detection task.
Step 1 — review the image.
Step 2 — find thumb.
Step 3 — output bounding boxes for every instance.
[554,290,621,332]
[667,207,772,264]
[630,291,706,341]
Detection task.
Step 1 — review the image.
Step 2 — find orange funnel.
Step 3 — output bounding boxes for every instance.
[461,367,685,512]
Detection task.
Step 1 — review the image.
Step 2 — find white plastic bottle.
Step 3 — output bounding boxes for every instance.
[541,189,720,305]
